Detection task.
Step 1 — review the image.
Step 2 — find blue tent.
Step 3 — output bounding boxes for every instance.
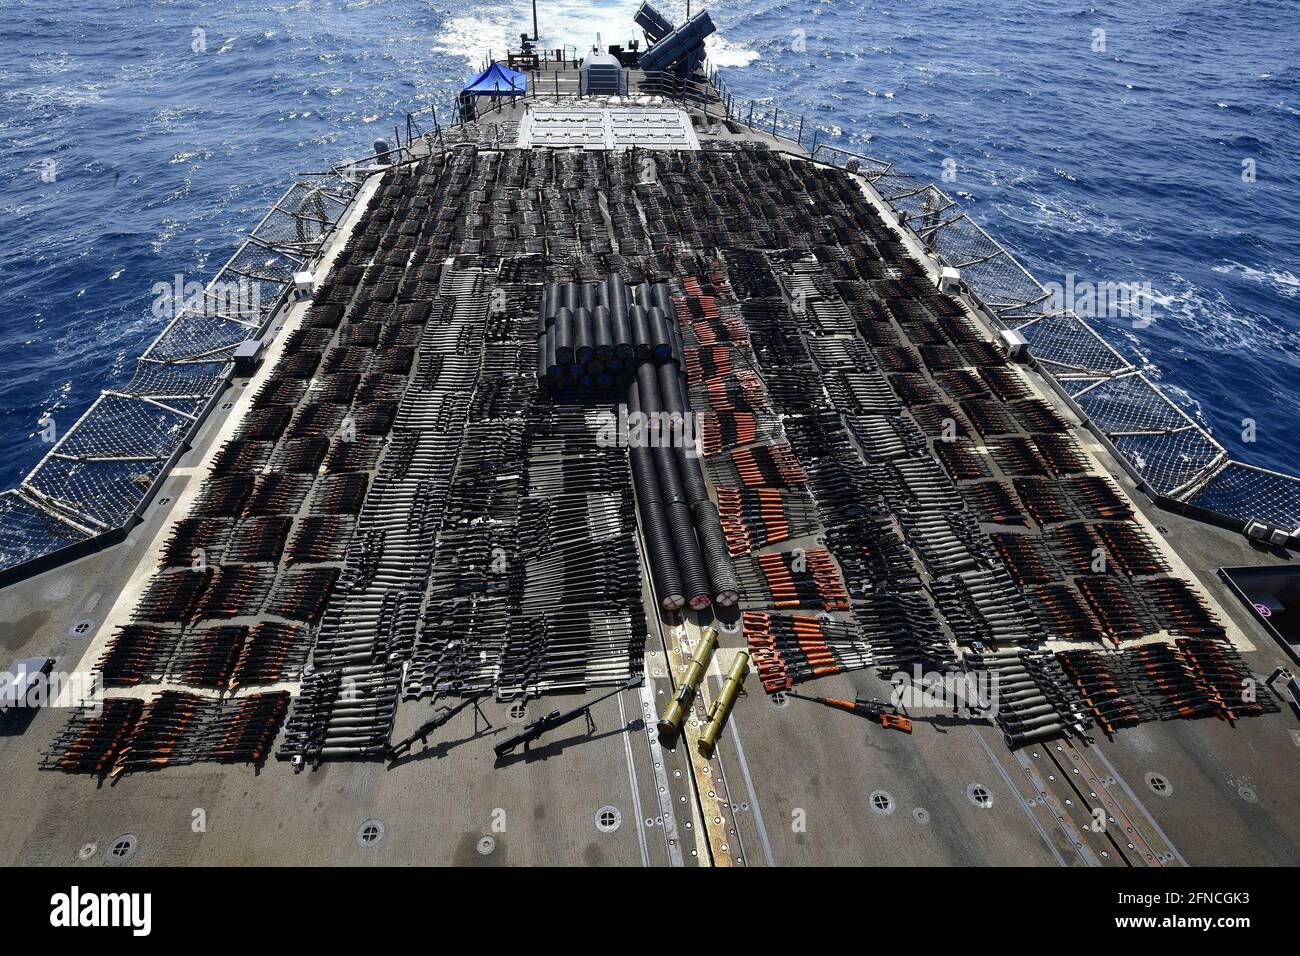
[461,62,527,96]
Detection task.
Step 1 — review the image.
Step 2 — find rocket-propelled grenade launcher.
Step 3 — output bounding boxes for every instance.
[657,626,719,738]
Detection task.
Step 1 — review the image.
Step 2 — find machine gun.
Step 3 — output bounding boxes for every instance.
[386,691,492,761]
[494,675,644,759]
[787,691,913,733]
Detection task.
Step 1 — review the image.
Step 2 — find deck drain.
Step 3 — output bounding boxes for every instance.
[105,834,137,865]
[356,819,385,847]
[506,700,529,725]
[595,806,622,833]
[1144,773,1172,797]
[476,835,496,855]
[1237,785,1258,804]
[77,841,98,862]
[967,784,994,809]
[913,808,930,824]
[869,790,895,815]
[69,619,95,638]
[767,691,788,708]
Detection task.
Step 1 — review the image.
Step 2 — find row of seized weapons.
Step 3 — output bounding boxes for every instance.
[1058,639,1280,734]
[710,236,1258,750]
[277,270,499,762]
[710,253,947,678]
[270,152,542,763]
[280,270,651,760]
[42,692,289,775]
[95,622,311,691]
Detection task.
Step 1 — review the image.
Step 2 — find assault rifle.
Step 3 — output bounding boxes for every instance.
[494,675,644,758]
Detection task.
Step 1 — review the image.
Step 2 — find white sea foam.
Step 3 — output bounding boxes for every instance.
[433,15,517,69]
[1146,273,1300,354]
[1213,262,1300,299]
[999,192,1126,240]
[706,36,759,68]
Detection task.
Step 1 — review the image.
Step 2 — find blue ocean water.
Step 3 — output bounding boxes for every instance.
[2,0,1297,487]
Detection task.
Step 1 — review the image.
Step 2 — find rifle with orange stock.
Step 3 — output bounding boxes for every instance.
[787,690,913,733]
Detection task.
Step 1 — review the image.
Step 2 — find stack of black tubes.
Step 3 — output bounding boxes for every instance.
[536,275,682,393]
[627,356,740,611]
[533,274,740,614]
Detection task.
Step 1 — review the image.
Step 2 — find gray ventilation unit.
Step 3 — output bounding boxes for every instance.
[580,50,627,95]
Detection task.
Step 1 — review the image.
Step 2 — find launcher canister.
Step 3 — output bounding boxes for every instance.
[657,626,719,738]
[697,650,749,758]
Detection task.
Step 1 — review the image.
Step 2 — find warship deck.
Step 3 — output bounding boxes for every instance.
[0,52,1297,869]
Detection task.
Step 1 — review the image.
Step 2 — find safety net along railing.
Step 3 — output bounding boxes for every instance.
[0,175,362,581]
[809,142,1300,532]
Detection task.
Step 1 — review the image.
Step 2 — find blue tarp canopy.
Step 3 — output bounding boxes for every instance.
[461,62,527,96]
